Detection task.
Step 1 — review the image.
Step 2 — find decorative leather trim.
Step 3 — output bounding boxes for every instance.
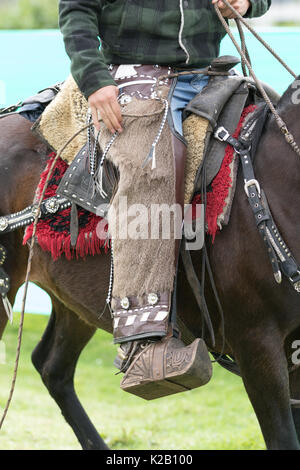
[112,292,171,344]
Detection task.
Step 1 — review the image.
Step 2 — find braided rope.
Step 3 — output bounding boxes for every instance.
[214,2,300,157]
[225,0,297,79]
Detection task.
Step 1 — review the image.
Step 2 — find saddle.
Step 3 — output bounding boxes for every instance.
[54,56,280,230]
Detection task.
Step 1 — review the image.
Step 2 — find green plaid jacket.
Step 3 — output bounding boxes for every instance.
[59,0,271,99]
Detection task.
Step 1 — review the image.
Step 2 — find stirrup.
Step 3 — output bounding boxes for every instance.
[114,340,150,373]
[119,336,212,400]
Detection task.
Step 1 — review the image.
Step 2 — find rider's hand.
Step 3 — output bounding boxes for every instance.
[212,0,251,18]
[88,86,123,134]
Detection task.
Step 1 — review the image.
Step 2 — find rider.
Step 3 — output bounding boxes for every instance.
[58,0,271,396]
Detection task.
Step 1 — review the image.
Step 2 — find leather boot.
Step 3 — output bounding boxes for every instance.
[119,333,212,400]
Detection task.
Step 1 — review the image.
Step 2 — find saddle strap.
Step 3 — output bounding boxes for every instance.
[0,195,71,235]
[214,119,300,293]
[180,244,215,347]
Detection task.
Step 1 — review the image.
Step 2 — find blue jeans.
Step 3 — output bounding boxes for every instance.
[170,73,209,136]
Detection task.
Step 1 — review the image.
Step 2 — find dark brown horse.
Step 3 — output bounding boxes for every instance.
[0,78,300,450]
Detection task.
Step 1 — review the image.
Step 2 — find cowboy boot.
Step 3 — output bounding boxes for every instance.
[119,332,212,400]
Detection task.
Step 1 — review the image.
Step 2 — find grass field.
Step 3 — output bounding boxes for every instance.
[0,313,265,450]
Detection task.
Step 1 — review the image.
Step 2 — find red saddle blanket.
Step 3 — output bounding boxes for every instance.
[23,154,109,260]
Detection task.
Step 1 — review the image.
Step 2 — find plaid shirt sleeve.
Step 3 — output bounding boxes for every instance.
[245,0,272,18]
[59,0,116,99]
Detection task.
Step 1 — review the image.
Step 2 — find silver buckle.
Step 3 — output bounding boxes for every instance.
[294,281,300,293]
[214,126,230,142]
[244,179,261,198]
[290,271,300,293]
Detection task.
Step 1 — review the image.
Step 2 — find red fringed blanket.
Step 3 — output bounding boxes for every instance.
[23,104,255,260]
[192,104,256,241]
[23,153,109,260]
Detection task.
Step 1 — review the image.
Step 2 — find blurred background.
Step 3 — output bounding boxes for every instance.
[0,0,299,450]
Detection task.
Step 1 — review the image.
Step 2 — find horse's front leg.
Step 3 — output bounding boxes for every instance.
[231,327,300,450]
[31,296,108,450]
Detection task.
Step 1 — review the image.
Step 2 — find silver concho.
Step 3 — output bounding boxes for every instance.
[45,198,60,214]
[0,217,8,232]
[0,247,6,266]
[148,293,159,306]
[120,297,130,310]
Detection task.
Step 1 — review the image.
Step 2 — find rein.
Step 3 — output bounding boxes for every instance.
[214,1,300,158]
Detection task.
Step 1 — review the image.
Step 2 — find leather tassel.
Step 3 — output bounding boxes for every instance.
[70,202,79,247]
[94,131,118,198]
[95,163,108,199]
[151,146,156,170]
[141,98,169,170]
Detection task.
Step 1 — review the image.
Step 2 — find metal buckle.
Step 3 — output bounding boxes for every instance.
[289,271,300,292]
[214,126,230,142]
[244,179,261,198]
[294,281,300,293]
[0,217,9,232]
[235,144,251,156]
[30,204,41,219]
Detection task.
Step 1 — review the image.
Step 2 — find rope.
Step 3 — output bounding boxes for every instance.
[214,2,300,157]
[0,122,93,430]
[225,0,297,79]
[235,18,251,76]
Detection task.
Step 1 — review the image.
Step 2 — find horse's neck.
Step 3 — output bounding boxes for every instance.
[273,77,300,136]
[256,85,300,185]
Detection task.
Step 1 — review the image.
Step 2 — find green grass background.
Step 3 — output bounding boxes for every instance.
[0,313,265,450]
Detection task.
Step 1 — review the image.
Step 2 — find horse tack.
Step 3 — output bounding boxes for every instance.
[1,74,298,299]
[214,2,300,160]
[214,105,300,294]
[119,335,212,400]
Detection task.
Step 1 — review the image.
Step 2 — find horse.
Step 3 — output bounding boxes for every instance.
[0,77,299,450]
